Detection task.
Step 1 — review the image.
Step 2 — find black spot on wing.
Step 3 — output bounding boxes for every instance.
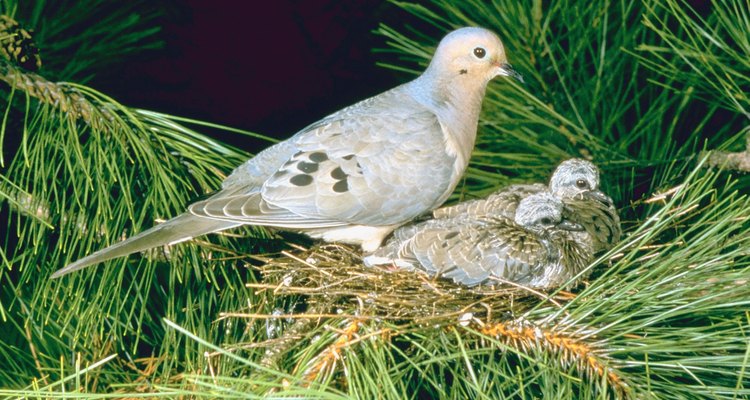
[343,154,354,160]
[445,232,459,240]
[290,174,313,186]
[333,179,349,193]
[297,161,319,173]
[331,167,347,180]
[309,152,328,162]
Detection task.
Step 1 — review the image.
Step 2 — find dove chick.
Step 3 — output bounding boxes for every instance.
[433,158,603,220]
[433,158,621,253]
[364,192,591,288]
[562,190,621,254]
[52,27,520,279]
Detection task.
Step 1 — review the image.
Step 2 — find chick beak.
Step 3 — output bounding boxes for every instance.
[558,220,585,232]
[586,190,614,206]
[496,62,524,82]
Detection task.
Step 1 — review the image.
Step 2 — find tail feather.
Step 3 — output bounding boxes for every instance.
[51,214,240,279]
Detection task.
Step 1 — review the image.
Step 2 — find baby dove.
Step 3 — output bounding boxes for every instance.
[562,191,621,254]
[364,192,590,288]
[433,158,604,220]
[433,158,621,253]
[52,27,520,278]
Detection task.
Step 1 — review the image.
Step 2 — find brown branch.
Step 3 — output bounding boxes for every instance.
[480,320,629,397]
[23,321,48,387]
[295,320,394,385]
[0,58,112,130]
[703,130,750,172]
[705,149,750,171]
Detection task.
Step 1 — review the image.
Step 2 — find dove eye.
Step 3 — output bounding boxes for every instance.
[575,179,589,189]
[473,47,486,59]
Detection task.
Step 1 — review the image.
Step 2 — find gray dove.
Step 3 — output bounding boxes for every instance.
[562,190,621,254]
[364,192,590,288]
[433,158,621,253]
[52,27,520,278]
[433,158,604,220]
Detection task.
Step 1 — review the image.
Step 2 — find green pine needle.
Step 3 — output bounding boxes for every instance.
[1,0,750,398]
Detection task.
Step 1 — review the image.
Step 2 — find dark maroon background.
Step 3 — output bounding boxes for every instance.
[96,1,414,150]
[90,0,717,152]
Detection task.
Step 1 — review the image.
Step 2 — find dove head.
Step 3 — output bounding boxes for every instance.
[515,192,582,233]
[549,159,602,200]
[424,27,520,87]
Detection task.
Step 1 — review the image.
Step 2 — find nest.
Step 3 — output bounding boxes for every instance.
[233,242,628,395]
[247,242,572,324]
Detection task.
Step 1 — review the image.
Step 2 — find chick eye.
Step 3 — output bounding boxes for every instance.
[540,217,552,225]
[473,47,486,59]
[575,179,589,189]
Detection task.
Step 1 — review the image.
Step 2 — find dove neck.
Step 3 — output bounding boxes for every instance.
[409,71,487,161]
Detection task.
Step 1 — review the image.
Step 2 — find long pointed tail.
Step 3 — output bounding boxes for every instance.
[51,214,240,279]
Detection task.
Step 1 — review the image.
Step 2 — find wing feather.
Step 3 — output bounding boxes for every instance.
[192,86,458,229]
[384,216,550,286]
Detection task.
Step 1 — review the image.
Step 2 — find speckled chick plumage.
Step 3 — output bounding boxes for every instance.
[433,158,621,254]
[365,192,591,288]
[365,159,622,287]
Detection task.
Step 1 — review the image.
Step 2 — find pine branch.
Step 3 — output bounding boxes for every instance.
[0,15,41,71]
[637,0,750,118]
[2,1,750,398]
[298,319,363,383]
[478,320,628,397]
[2,1,165,82]
[704,127,750,171]
[0,58,112,130]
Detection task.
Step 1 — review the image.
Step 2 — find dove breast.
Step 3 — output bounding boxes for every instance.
[563,191,622,253]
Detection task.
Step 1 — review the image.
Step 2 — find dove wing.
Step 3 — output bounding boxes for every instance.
[563,193,621,253]
[433,183,547,219]
[392,217,549,286]
[190,88,457,228]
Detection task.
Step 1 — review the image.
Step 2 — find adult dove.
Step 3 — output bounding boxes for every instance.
[364,192,590,288]
[51,27,520,278]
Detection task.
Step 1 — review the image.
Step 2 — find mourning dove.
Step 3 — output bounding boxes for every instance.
[52,27,520,278]
[433,158,621,253]
[364,192,591,288]
[562,191,621,254]
[433,158,604,220]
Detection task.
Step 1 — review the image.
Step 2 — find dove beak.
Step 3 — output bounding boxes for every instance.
[586,190,613,205]
[558,220,585,232]
[496,62,523,82]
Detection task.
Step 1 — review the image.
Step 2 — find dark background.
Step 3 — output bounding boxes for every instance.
[67,0,716,152]
[95,1,419,150]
